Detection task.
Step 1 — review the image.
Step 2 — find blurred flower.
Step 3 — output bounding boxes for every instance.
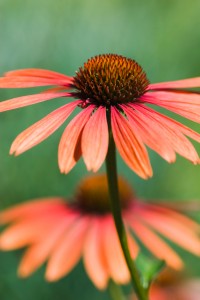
[149,268,200,300]
[0,174,200,289]
[0,55,200,177]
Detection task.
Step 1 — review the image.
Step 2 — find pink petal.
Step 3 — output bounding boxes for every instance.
[148,77,200,90]
[111,107,152,179]
[146,90,200,104]
[132,104,200,142]
[82,107,108,172]
[134,104,200,143]
[138,209,200,255]
[0,214,62,250]
[133,104,200,163]
[18,212,78,277]
[103,220,129,283]
[5,68,73,81]
[129,217,183,270]
[138,202,200,232]
[41,87,69,93]
[125,229,139,259]
[58,105,95,174]
[0,198,64,224]
[142,91,200,123]
[122,105,176,162]
[102,217,138,284]
[10,101,80,155]
[0,76,72,88]
[83,218,109,289]
[45,217,90,281]
[0,92,71,112]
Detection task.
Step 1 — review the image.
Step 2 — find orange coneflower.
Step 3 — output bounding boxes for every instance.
[0,174,200,289]
[0,54,200,178]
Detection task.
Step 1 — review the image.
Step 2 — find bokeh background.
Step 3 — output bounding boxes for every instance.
[0,0,200,299]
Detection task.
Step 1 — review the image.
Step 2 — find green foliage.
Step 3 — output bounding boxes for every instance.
[136,254,165,289]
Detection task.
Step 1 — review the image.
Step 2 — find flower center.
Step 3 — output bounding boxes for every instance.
[74,174,133,214]
[72,54,149,107]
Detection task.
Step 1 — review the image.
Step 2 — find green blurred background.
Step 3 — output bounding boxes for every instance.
[0,0,200,299]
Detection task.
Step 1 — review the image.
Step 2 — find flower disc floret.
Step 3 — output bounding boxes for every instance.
[73,54,149,107]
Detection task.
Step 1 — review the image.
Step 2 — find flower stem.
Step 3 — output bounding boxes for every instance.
[105,115,148,300]
[108,280,127,300]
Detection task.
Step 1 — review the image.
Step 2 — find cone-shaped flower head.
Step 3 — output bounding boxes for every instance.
[0,54,200,177]
[0,174,200,289]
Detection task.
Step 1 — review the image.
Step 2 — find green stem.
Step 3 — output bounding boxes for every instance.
[108,280,126,300]
[105,114,148,300]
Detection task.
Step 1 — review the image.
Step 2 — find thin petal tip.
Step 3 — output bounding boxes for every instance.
[0,237,11,250]
[12,151,21,157]
[45,270,59,282]
[169,158,176,164]
[193,158,200,165]
[172,260,184,271]
[144,168,153,179]
[85,163,100,173]
[58,163,65,174]
[18,267,30,278]
[59,167,68,174]
[9,150,17,156]
[9,145,20,156]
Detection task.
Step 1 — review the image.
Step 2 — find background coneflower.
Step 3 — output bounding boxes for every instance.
[0,175,200,289]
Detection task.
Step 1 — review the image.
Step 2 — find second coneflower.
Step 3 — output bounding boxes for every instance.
[0,54,200,178]
[0,174,200,289]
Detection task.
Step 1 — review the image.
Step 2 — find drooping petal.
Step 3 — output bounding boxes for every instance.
[146,90,200,104]
[45,217,90,281]
[111,107,152,179]
[5,68,73,81]
[102,217,138,284]
[58,105,95,174]
[133,104,200,163]
[129,217,183,270]
[83,218,109,289]
[82,107,108,172]
[138,209,200,255]
[18,213,78,277]
[0,76,72,88]
[0,214,60,250]
[148,77,200,90]
[134,104,200,143]
[0,92,71,112]
[102,218,129,283]
[121,105,176,163]
[138,202,200,232]
[0,198,64,224]
[142,91,200,123]
[10,101,80,155]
